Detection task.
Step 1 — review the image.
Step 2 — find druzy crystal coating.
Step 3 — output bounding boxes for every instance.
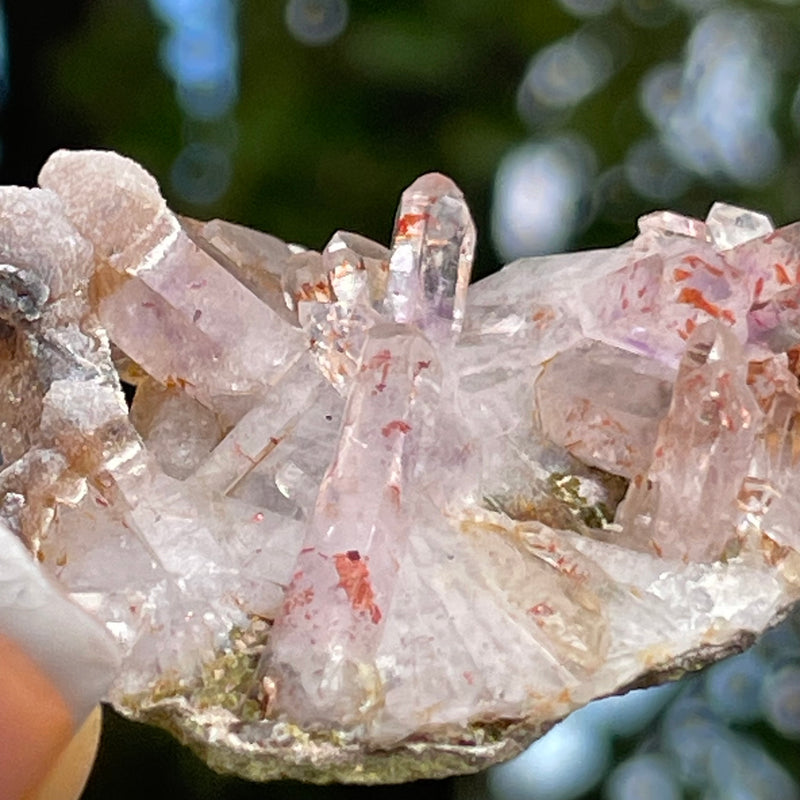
[1,150,800,783]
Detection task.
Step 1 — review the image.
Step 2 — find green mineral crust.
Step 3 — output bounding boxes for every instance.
[0,149,799,782]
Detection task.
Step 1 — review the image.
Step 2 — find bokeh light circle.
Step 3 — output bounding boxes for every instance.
[704,649,765,724]
[170,142,232,205]
[624,138,691,201]
[604,754,681,800]
[492,135,596,259]
[762,663,800,739]
[519,33,613,111]
[285,0,348,46]
[488,711,610,800]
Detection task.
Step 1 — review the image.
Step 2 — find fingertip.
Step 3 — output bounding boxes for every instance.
[0,634,74,800]
[21,705,103,800]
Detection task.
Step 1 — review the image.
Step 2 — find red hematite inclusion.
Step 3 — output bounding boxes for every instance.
[381,419,411,437]
[282,576,314,617]
[334,551,382,624]
[395,212,430,237]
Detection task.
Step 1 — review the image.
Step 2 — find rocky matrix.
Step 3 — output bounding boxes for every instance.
[1,150,800,782]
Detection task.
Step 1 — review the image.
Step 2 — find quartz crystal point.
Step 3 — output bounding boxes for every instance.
[263,326,442,729]
[384,173,474,335]
[297,231,389,391]
[615,321,761,560]
[261,176,477,733]
[38,150,305,410]
[3,152,800,784]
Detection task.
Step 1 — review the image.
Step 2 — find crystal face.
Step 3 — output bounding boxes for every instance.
[1,154,800,783]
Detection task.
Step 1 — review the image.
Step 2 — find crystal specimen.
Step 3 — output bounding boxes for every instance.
[1,153,800,784]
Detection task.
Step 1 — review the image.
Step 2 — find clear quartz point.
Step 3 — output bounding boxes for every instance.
[324,230,389,311]
[706,202,774,251]
[261,172,476,730]
[384,172,475,336]
[616,321,761,561]
[298,231,390,391]
[262,325,441,727]
[638,209,709,241]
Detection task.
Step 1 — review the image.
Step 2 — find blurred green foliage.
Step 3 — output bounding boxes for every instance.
[32,0,800,283]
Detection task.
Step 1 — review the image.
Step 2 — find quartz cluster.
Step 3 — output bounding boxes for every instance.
[1,150,800,783]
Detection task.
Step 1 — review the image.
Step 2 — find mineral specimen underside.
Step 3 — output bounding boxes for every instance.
[2,150,800,783]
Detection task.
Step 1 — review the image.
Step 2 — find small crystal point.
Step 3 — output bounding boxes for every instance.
[385,172,475,336]
[706,202,774,251]
[298,231,390,391]
[616,321,761,561]
[324,230,389,310]
[638,209,708,241]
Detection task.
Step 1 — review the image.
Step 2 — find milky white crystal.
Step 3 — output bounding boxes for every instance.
[0,153,799,783]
